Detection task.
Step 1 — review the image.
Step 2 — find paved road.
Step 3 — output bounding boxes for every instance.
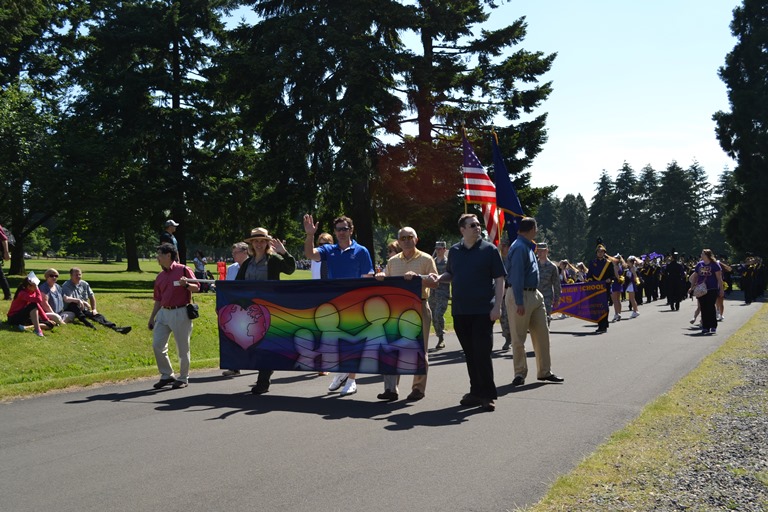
[0,296,760,511]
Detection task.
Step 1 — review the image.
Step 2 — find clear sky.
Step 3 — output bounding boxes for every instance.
[496,0,741,202]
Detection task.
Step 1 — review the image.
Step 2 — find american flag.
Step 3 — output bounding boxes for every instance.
[462,134,502,245]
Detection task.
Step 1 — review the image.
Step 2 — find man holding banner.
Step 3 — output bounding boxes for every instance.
[304,214,375,397]
[505,218,564,387]
[375,227,437,402]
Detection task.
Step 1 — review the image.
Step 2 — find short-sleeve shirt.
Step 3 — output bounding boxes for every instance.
[153,261,194,307]
[62,279,95,301]
[695,260,722,290]
[39,281,64,314]
[446,239,507,315]
[385,249,438,300]
[316,240,374,279]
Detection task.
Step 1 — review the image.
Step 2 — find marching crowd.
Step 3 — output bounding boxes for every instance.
[4,216,765,411]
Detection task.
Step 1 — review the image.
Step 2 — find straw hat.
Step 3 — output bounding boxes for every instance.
[244,227,272,242]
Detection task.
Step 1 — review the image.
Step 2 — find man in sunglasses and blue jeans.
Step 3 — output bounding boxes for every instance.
[304,214,375,396]
[431,213,506,412]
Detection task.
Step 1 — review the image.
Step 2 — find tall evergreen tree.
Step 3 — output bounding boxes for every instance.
[587,170,621,258]
[67,0,232,267]
[635,164,659,254]
[554,193,588,262]
[713,0,768,256]
[613,162,639,252]
[653,161,700,257]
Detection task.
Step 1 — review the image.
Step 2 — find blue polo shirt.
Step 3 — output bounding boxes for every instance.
[505,235,539,305]
[446,238,507,315]
[316,240,374,279]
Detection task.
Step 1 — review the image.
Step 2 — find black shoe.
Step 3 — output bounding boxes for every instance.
[501,342,511,351]
[153,377,176,389]
[252,383,270,395]
[377,390,398,401]
[538,373,564,383]
[115,326,132,335]
[511,376,525,386]
[406,389,425,401]
[171,380,188,389]
[481,399,496,412]
[595,327,607,333]
[435,339,446,350]
[459,393,482,406]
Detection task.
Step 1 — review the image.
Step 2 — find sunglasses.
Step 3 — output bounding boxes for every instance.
[334,226,351,232]
[465,222,481,228]
[48,275,59,279]
[398,235,414,242]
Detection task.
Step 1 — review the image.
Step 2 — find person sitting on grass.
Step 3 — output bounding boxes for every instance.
[6,272,59,337]
[62,267,132,334]
[39,268,77,324]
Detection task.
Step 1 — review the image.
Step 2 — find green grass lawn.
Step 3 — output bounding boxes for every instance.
[0,259,452,400]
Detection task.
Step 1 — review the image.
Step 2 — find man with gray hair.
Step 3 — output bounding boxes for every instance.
[375,226,437,401]
[536,242,561,326]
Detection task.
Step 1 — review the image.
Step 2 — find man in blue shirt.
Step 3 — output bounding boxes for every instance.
[505,217,564,387]
[304,213,375,396]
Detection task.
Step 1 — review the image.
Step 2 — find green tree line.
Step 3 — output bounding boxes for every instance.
[535,161,733,264]
[1,1,763,273]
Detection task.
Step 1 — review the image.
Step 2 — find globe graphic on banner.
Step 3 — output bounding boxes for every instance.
[218,303,271,350]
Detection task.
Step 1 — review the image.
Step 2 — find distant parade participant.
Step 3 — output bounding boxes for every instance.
[585,241,617,334]
[740,253,758,305]
[429,241,450,350]
[535,242,561,326]
[692,249,723,335]
[663,252,688,311]
[498,237,512,351]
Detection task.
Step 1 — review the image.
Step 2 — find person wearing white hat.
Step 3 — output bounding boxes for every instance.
[160,220,180,261]
[6,272,56,337]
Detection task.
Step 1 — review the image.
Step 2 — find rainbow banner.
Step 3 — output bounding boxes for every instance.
[216,278,426,374]
[553,282,609,324]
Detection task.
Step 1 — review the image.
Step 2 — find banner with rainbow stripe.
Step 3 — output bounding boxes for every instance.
[216,277,426,374]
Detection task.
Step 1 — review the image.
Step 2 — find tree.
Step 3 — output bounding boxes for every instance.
[0,85,63,275]
[534,193,560,247]
[635,164,660,253]
[66,0,233,267]
[653,161,700,257]
[554,193,588,262]
[713,0,768,256]
[587,171,621,259]
[613,162,639,252]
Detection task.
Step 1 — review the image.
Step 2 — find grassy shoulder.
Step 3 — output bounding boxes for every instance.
[524,302,768,511]
[0,259,453,401]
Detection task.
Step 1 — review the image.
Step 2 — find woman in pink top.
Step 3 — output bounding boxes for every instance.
[6,272,56,337]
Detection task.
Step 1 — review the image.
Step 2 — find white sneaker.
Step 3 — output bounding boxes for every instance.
[630,311,639,318]
[716,314,723,321]
[339,379,357,396]
[328,373,349,392]
[558,314,567,319]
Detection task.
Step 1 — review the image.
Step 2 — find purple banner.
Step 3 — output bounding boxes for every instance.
[553,282,609,324]
[216,277,426,374]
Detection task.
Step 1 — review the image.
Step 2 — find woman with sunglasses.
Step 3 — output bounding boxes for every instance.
[39,268,75,324]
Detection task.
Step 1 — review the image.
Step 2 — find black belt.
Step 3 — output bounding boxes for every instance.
[162,305,185,310]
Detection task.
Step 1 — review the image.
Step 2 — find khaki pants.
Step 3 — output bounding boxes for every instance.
[505,288,551,379]
[384,301,431,394]
[153,307,193,383]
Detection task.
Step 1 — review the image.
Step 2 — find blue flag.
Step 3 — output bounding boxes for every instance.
[492,134,525,239]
